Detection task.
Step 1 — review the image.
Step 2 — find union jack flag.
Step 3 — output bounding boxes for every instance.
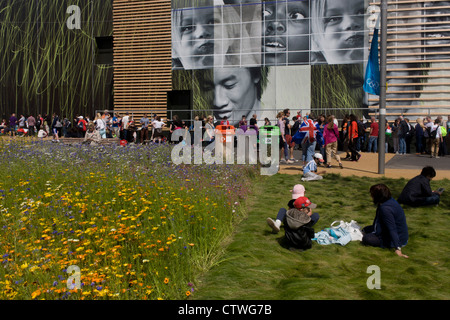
[298,119,318,143]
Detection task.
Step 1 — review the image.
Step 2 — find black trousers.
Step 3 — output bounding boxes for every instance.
[361,226,381,247]
[348,139,359,161]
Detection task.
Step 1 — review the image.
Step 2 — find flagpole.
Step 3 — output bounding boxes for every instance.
[378,0,388,175]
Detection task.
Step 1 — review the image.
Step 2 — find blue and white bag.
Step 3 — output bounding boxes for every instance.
[331,220,363,241]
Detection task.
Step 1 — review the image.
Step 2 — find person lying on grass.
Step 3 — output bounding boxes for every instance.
[302,153,326,181]
[362,184,409,258]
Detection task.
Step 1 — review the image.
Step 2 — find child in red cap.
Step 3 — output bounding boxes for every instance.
[267,185,319,234]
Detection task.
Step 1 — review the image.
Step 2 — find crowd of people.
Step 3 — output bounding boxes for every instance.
[0,111,169,145]
[2,111,449,160]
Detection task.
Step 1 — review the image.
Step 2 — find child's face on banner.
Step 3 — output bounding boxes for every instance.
[321,0,364,64]
[263,0,310,65]
[178,8,215,68]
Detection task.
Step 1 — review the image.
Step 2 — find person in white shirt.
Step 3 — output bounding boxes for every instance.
[94,113,106,139]
[152,116,166,144]
[301,153,326,181]
[122,113,130,141]
[430,119,443,158]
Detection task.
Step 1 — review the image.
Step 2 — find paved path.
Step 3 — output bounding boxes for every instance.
[279,150,450,180]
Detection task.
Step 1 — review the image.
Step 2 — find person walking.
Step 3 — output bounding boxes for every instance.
[341,114,351,160]
[347,114,361,161]
[430,118,443,158]
[323,115,343,168]
[51,114,62,142]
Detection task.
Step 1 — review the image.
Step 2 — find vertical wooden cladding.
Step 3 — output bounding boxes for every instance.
[113,0,171,119]
[369,0,450,115]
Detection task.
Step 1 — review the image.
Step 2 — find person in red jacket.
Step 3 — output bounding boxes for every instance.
[348,114,361,161]
[77,116,87,138]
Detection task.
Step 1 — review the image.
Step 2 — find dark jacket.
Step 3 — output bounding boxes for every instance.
[415,124,424,139]
[373,198,409,248]
[399,120,410,139]
[398,174,433,207]
[284,208,315,250]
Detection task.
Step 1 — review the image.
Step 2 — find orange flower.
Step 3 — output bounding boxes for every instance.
[31,289,41,299]
[185,291,191,297]
[164,277,169,284]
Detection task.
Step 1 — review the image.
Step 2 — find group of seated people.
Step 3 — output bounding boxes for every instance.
[267,166,444,259]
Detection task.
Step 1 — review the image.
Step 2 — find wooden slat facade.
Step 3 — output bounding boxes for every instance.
[367,0,450,115]
[113,0,172,120]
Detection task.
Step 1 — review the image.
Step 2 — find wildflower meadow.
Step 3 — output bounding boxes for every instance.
[0,139,258,300]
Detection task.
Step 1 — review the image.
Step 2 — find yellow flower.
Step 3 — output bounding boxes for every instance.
[31,289,41,299]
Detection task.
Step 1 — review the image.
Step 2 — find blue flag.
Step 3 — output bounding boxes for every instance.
[363,27,380,96]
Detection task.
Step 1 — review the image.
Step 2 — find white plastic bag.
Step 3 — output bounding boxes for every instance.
[331,220,363,241]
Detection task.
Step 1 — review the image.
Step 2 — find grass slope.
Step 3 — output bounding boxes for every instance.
[193,173,450,300]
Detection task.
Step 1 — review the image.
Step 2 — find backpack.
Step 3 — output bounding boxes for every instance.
[428,126,438,139]
[357,121,365,137]
[284,224,315,250]
[440,126,447,137]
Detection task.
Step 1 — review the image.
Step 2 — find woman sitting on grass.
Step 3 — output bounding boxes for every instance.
[362,184,409,258]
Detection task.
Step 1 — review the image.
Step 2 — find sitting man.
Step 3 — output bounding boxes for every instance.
[83,123,102,146]
[397,166,443,207]
[301,153,326,181]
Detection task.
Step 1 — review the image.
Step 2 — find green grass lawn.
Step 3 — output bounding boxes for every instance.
[193,173,450,300]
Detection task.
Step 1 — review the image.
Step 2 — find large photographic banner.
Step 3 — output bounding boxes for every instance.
[171,0,369,124]
[171,0,450,123]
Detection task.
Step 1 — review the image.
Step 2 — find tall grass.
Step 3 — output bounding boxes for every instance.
[0,0,113,119]
[311,64,365,118]
[0,138,258,299]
